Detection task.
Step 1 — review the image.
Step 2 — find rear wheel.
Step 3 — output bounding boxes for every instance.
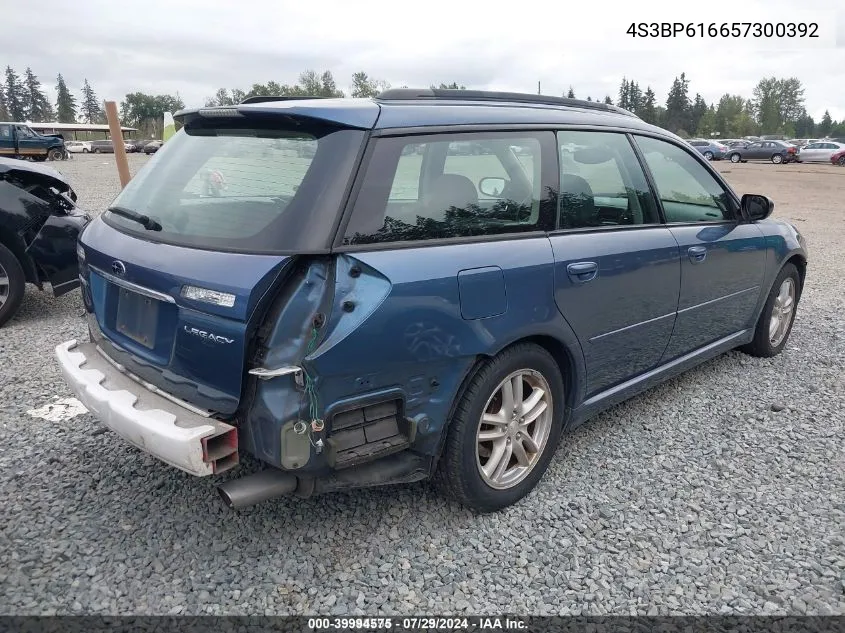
[740,263,801,358]
[435,343,565,512]
[771,154,784,164]
[730,153,741,163]
[82,148,89,154]
[703,151,714,161]
[93,148,101,154]
[0,243,25,328]
[838,156,845,166]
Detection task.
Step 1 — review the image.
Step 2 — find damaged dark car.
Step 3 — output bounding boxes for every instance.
[0,157,90,326]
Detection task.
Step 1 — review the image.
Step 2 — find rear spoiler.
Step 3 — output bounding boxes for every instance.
[174,99,379,130]
[239,95,329,104]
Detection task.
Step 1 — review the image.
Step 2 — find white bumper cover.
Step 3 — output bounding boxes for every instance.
[55,339,237,476]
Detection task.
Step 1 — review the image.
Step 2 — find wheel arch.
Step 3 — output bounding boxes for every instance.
[437,331,583,462]
[784,253,807,299]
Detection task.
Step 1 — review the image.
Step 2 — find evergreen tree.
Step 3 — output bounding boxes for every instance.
[23,67,53,122]
[818,110,832,137]
[638,87,657,123]
[664,73,692,134]
[604,95,613,104]
[55,74,77,123]
[4,67,26,120]
[690,93,708,135]
[628,81,643,113]
[0,78,7,120]
[80,79,101,124]
[566,86,575,99]
[617,77,630,110]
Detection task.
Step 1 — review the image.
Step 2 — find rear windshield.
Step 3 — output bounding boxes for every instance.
[104,119,365,253]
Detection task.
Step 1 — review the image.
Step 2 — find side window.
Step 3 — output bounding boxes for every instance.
[557,130,659,229]
[635,135,734,223]
[15,126,35,138]
[0,124,10,139]
[343,133,551,246]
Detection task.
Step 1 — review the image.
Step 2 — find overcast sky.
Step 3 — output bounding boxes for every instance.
[6,0,845,121]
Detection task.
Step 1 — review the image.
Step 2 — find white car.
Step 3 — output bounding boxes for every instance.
[798,141,845,163]
[65,141,92,153]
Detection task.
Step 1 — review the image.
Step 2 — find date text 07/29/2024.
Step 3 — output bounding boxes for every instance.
[626,22,819,38]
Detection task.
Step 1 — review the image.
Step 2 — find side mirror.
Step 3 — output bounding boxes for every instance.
[742,193,774,221]
[479,176,508,198]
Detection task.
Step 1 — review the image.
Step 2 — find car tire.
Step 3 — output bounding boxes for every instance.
[82,148,89,153]
[47,148,64,161]
[435,343,565,512]
[740,263,801,358]
[730,153,741,163]
[0,243,25,328]
[838,156,845,166]
[703,151,714,161]
[93,148,101,154]
[771,154,784,164]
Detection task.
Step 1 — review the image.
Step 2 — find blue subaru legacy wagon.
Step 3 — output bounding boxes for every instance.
[56,89,807,512]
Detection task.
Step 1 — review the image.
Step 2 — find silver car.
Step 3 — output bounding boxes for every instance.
[798,141,845,163]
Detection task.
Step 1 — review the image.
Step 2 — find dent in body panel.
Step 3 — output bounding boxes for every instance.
[240,259,335,467]
[25,213,89,295]
[307,238,574,457]
[549,228,681,396]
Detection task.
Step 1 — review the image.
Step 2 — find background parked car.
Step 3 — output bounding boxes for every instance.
[125,139,151,152]
[727,140,799,164]
[0,158,90,326]
[89,140,115,154]
[798,141,845,163]
[831,148,845,166]
[143,140,163,154]
[688,139,726,161]
[65,141,92,154]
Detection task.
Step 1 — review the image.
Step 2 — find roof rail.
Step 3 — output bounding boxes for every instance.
[375,88,638,118]
[239,95,329,104]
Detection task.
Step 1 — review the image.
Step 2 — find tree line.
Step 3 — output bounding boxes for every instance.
[2,66,105,125]
[595,73,843,139]
[1,66,184,137]
[3,65,843,141]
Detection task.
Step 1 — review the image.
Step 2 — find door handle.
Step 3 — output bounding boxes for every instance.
[567,261,598,283]
[687,246,707,263]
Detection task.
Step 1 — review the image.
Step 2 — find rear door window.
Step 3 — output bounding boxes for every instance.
[557,131,659,229]
[342,131,555,246]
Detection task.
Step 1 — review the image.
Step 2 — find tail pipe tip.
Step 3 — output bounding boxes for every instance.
[216,469,298,509]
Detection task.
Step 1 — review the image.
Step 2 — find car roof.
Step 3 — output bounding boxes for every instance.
[175,89,673,138]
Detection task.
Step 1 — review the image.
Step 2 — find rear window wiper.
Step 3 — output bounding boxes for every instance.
[107,205,162,231]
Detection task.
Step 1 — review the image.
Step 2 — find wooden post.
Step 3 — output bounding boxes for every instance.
[104,100,131,189]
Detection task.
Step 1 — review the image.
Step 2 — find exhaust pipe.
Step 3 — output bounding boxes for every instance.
[217,469,298,509]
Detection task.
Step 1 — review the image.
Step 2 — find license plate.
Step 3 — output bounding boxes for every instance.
[116,288,159,349]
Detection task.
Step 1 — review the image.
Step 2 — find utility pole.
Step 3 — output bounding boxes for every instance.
[537,81,541,95]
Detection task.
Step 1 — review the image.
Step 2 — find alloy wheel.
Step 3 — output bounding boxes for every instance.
[475,369,553,490]
[769,277,796,347]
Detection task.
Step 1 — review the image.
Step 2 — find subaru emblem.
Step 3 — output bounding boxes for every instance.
[111,260,126,276]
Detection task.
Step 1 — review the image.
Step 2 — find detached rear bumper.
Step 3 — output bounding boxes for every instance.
[55,339,238,476]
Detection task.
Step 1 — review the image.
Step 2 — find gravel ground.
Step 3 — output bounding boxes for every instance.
[1,154,843,615]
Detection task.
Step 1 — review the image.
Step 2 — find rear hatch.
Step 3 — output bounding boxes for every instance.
[79,106,372,415]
